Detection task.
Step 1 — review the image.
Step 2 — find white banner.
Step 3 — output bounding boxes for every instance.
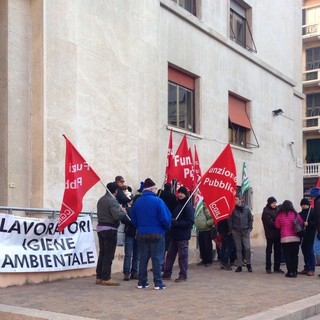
[0,213,97,272]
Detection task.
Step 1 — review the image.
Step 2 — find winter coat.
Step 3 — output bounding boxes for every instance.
[97,192,125,228]
[299,207,315,245]
[261,205,280,239]
[275,211,303,243]
[131,190,172,235]
[158,190,177,213]
[194,205,213,232]
[228,205,253,232]
[121,207,137,238]
[170,198,195,241]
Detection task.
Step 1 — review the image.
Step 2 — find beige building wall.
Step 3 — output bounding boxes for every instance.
[0,0,303,286]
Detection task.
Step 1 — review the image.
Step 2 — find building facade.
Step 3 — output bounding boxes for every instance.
[302,0,320,191]
[0,0,303,285]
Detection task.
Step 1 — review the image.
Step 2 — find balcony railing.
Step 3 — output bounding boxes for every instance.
[302,69,320,87]
[304,163,320,177]
[302,115,320,132]
[302,24,320,40]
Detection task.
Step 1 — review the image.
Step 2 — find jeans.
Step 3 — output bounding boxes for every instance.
[265,237,281,271]
[138,234,165,287]
[163,239,189,278]
[301,241,315,272]
[198,230,213,264]
[123,235,139,275]
[96,230,117,280]
[221,233,235,265]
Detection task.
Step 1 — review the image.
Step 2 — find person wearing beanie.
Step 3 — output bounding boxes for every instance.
[163,186,194,282]
[131,178,172,290]
[261,196,283,274]
[298,198,315,276]
[96,182,127,286]
[228,195,253,273]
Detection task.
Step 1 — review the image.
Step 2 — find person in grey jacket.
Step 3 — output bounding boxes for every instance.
[228,195,253,273]
[96,182,126,286]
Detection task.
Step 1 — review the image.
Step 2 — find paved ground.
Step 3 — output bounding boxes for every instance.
[1,246,320,320]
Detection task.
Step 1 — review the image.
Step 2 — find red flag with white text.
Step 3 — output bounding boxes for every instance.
[165,129,174,183]
[173,135,194,189]
[58,135,100,232]
[198,144,237,223]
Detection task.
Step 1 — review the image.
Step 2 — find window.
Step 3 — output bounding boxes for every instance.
[306,47,320,70]
[229,0,257,53]
[168,67,195,133]
[171,0,196,15]
[303,6,320,36]
[306,139,320,163]
[306,93,320,117]
[228,94,251,148]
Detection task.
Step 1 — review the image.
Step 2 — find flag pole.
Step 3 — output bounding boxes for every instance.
[175,181,201,220]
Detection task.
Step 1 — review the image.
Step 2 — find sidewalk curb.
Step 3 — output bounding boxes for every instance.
[238,293,320,320]
[0,304,98,320]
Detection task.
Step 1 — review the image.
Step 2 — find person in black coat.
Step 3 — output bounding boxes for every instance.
[298,198,315,276]
[162,187,194,282]
[261,197,283,274]
[158,183,177,251]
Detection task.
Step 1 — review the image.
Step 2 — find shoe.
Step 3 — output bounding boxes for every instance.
[130,273,138,280]
[285,273,296,278]
[162,275,172,280]
[274,269,284,274]
[307,270,315,276]
[298,269,308,275]
[123,273,130,281]
[154,283,166,290]
[101,279,120,286]
[197,261,205,266]
[266,269,271,274]
[220,263,232,271]
[96,279,102,284]
[235,266,242,273]
[137,282,149,289]
[175,276,187,283]
[246,264,252,272]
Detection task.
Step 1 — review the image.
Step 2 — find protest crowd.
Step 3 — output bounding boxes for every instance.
[95,173,320,290]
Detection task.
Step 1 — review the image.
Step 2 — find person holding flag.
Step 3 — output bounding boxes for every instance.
[162,187,194,282]
[96,182,127,286]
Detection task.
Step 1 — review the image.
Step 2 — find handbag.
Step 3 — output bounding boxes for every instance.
[293,213,303,235]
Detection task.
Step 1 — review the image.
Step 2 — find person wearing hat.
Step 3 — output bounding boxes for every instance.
[162,186,195,282]
[131,178,172,290]
[298,198,315,276]
[261,197,284,274]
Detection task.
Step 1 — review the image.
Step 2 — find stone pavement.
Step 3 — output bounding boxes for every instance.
[1,246,320,320]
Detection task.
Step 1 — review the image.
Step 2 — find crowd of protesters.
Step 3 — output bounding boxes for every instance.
[95,176,320,289]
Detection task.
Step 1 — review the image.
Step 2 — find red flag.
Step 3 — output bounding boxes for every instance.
[193,145,202,188]
[317,177,320,187]
[165,129,174,183]
[173,135,194,189]
[198,144,237,223]
[58,135,100,231]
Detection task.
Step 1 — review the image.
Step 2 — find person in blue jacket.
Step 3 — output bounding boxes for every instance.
[131,178,171,290]
[162,186,195,282]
